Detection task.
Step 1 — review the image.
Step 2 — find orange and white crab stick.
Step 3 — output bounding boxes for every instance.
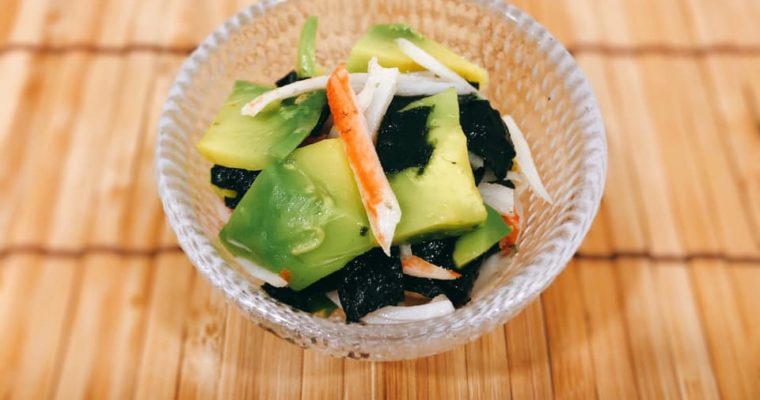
[326,64,401,255]
[401,256,461,280]
[399,245,460,280]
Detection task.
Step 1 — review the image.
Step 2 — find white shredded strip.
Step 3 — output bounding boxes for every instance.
[470,252,504,300]
[242,75,330,117]
[241,73,473,118]
[406,71,437,78]
[506,170,524,184]
[394,38,476,92]
[468,152,484,169]
[477,182,515,215]
[357,58,399,141]
[512,171,528,222]
[326,291,342,309]
[399,244,413,257]
[361,295,455,324]
[394,77,472,96]
[502,115,553,203]
[234,257,288,287]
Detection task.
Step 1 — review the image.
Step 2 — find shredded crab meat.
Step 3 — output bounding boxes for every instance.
[502,115,553,203]
[241,73,474,118]
[477,182,515,215]
[361,294,455,324]
[326,65,401,255]
[394,38,476,92]
[399,244,461,280]
[394,77,472,96]
[357,58,400,141]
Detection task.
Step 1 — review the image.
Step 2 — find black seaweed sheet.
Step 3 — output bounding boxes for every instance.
[338,248,405,322]
[210,165,260,209]
[458,94,516,179]
[404,241,498,307]
[375,103,434,174]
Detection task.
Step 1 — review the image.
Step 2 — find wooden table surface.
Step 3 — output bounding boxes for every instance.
[1,0,760,398]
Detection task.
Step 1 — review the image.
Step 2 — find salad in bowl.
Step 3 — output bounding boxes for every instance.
[196,18,552,324]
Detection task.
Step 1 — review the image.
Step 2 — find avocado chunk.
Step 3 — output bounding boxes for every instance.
[296,16,319,78]
[197,80,327,171]
[220,139,376,291]
[452,205,511,267]
[383,89,487,242]
[262,284,337,317]
[347,23,488,87]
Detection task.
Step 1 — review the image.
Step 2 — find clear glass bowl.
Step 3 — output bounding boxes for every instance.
[156,0,606,360]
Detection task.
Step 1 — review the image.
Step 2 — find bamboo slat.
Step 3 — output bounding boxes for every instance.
[0,0,759,398]
[503,301,553,399]
[462,328,510,399]
[173,270,228,399]
[541,262,597,398]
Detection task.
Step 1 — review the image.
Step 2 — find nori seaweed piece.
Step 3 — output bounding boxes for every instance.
[472,167,486,184]
[411,238,458,269]
[262,284,312,310]
[386,95,426,113]
[403,244,499,307]
[210,165,260,209]
[458,94,516,179]
[376,104,434,174]
[493,179,515,189]
[275,70,300,87]
[302,267,345,294]
[305,102,331,140]
[223,196,242,210]
[262,284,336,316]
[338,248,405,322]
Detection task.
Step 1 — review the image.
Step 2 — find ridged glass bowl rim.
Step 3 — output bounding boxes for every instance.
[156,0,607,358]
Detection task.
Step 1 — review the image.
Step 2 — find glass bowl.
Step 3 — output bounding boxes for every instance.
[156,0,606,360]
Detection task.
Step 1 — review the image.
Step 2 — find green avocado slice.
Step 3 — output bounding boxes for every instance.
[296,16,319,78]
[220,139,376,291]
[196,80,326,171]
[453,205,511,268]
[388,88,487,243]
[347,23,488,87]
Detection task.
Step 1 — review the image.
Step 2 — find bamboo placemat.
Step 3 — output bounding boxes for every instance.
[1,0,759,398]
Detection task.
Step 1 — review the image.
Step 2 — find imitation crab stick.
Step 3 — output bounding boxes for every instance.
[499,212,520,251]
[326,64,401,255]
[399,245,461,280]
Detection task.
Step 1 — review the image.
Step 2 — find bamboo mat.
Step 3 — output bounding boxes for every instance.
[1,0,759,398]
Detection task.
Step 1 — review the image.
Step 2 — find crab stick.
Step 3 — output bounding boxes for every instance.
[399,245,461,280]
[326,64,401,255]
[499,212,520,251]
